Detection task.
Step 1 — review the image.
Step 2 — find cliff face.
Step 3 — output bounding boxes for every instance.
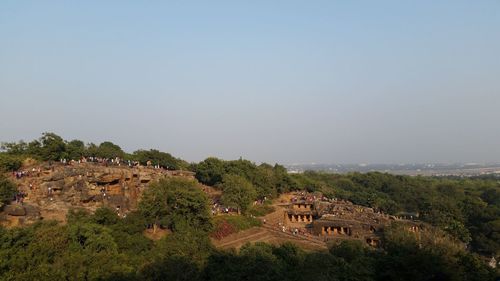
[1,163,195,226]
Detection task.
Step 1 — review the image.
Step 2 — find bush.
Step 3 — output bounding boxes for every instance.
[211,215,261,240]
[211,220,236,240]
[0,154,23,172]
[247,205,275,217]
[0,175,17,206]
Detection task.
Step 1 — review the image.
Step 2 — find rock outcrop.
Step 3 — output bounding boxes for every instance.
[1,163,195,226]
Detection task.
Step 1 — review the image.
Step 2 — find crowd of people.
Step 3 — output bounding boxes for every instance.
[211,201,238,215]
[275,221,312,237]
[59,157,142,167]
[290,191,323,203]
[12,167,42,179]
[290,191,347,204]
[14,191,27,204]
[56,157,172,171]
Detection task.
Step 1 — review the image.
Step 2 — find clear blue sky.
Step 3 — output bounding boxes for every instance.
[1,1,499,164]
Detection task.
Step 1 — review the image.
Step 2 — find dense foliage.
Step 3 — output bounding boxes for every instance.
[0,213,495,281]
[1,132,188,170]
[219,174,257,213]
[203,229,496,281]
[132,149,188,170]
[0,176,17,208]
[193,158,293,198]
[138,178,212,232]
[0,154,23,172]
[211,215,262,240]
[290,172,500,257]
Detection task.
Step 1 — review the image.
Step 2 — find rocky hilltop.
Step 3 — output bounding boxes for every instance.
[1,163,194,227]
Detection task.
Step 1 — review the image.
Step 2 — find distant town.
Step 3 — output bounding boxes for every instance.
[285,163,500,177]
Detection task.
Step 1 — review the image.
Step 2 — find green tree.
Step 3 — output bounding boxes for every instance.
[0,141,28,155]
[67,222,118,253]
[155,227,214,265]
[95,141,125,159]
[38,132,66,161]
[481,188,500,206]
[204,243,284,281]
[138,178,212,232]
[26,139,42,156]
[91,207,119,226]
[0,153,23,172]
[140,255,201,281]
[65,139,85,160]
[220,174,257,214]
[0,175,17,208]
[84,142,99,157]
[194,157,225,186]
[132,149,188,170]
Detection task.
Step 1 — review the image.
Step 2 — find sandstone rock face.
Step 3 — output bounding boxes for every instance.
[4,205,26,216]
[24,205,41,217]
[1,163,195,226]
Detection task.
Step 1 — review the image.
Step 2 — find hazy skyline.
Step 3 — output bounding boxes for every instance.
[1,1,499,164]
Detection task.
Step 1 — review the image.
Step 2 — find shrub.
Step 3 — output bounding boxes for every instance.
[210,220,236,240]
[211,215,262,240]
[0,154,23,172]
[248,205,275,217]
[0,175,17,207]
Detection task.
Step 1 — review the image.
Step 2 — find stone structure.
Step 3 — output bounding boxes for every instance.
[284,201,315,227]
[282,193,423,247]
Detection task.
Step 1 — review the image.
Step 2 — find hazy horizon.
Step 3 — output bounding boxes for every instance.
[1,1,499,164]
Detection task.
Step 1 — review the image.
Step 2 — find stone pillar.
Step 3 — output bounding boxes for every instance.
[327,227,332,235]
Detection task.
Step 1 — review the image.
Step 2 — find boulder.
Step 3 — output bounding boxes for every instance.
[81,194,97,203]
[24,205,41,217]
[4,205,26,216]
[139,172,152,183]
[107,184,123,195]
[106,195,129,210]
[51,180,65,191]
[97,174,122,185]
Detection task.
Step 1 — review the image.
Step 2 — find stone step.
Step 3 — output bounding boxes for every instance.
[253,234,278,243]
[218,229,270,248]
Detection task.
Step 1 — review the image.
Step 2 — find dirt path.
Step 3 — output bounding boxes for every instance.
[212,196,328,251]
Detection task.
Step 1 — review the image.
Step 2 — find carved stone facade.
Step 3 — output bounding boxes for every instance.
[283,195,422,247]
